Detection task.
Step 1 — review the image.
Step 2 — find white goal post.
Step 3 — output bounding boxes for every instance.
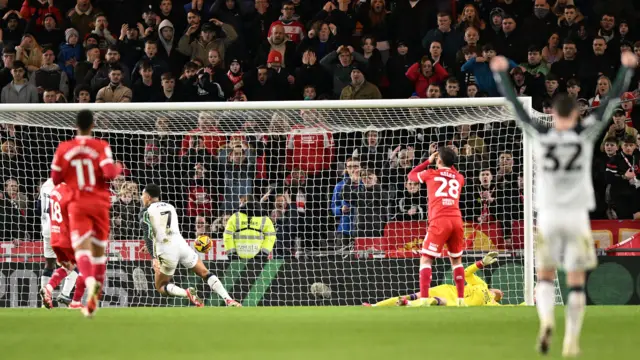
[0,98,559,307]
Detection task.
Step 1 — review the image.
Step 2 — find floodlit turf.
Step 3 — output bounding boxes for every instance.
[1,306,637,360]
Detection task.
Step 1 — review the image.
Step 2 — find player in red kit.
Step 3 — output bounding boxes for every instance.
[39,182,87,310]
[50,110,122,317]
[407,147,467,307]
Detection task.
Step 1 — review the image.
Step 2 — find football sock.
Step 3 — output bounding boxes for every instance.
[61,269,78,297]
[536,280,556,328]
[565,287,586,342]
[48,267,70,290]
[164,283,188,297]
[74,250,93,282]
[41,268,53,290]
[92,255,107,286]
[373,297,401,307]
[419,264,432,298]
[206,273,231,300]
[72,274,86,302]
[453,265,465,299]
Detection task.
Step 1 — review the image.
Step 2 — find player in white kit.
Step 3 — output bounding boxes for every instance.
[39,178,78,306]
[140,184,241,307]
[491,52,637,357]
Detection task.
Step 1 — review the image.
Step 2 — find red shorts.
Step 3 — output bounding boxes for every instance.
[421,217,465,258]
[68,200,110,248]
[53,246,75,264]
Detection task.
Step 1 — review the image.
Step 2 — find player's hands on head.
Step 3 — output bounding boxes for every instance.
[489,56,509,72]
[429,151,439,163]
[621,51,639,68]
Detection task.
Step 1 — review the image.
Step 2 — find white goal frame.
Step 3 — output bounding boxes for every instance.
[0,97,538,306]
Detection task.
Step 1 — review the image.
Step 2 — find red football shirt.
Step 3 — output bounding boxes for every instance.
[409,162,464,222]
[180,128,226,156]
[286,124,334,175]
[49,183,72,248]
[50,136,118,203]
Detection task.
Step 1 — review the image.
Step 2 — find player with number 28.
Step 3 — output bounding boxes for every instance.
[407,147,467,307]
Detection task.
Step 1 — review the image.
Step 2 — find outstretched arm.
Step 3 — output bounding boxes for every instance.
[585,52,638,140]
[491,56,544,135]
[465,251,499,287]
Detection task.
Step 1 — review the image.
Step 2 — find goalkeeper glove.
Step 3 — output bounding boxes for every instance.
[481,251,499,267]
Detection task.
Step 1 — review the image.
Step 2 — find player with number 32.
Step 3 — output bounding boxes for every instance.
[407,147,467,307]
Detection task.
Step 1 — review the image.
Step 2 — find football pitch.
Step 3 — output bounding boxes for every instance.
[1,306,637,360]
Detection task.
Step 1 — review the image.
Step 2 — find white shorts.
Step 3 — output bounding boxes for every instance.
[536,209,597,272]
[155,239,199,276]
[43,236,56,259]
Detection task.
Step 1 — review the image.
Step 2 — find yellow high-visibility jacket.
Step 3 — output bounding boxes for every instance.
[223,212,276,259]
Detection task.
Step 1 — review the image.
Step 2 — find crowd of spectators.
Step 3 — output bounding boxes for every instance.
[1,0,640,256]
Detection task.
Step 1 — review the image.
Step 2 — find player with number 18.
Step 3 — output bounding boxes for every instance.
[407,147,466,307]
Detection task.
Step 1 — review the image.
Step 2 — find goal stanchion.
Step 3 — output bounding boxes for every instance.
[0,99,558,307]
[523,98,565,306]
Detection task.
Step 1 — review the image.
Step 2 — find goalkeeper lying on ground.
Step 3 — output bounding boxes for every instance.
[364,252,504,307]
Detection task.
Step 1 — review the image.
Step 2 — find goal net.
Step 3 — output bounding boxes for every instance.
[0,99,562,307]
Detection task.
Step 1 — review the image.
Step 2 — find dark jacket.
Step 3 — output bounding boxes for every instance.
[131,79,163,103]
[342,181,388,238]
[606,152,640,199]
[393,189,427,221]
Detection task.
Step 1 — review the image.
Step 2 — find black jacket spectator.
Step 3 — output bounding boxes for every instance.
[131,78,162,103]
[606,146,640,219]
[393,182,427,221]
[118,37,145,72]
[242,66,285,101]
[1,13,26,49]
[295,61,331,99]
[34,63,69,97]
[391,0,434,50]
[550,54,580,89]
[245,2,279,59]
[521,6,558,48]
[131,54,170,84]
[0,195,23,241]
[311,8,355,46]
[386,45,415,99]
[195,67,234,101]
[342,172,388,238]
[157,19,187,76]
[297,32,338,63]
[28,13,64,54]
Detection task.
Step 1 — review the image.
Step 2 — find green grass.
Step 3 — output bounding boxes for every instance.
[1,306,638,360]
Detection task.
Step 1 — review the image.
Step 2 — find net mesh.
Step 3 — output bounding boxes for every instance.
[0,100,562,307]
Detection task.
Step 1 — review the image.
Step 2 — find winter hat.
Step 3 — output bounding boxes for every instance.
[65,28,79,42]
[267,50,282,64]
[85,33,101,44]
[43,13,56,23]
[622,92,636,101]
[613,107,626,116]
[490,7,506,19]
